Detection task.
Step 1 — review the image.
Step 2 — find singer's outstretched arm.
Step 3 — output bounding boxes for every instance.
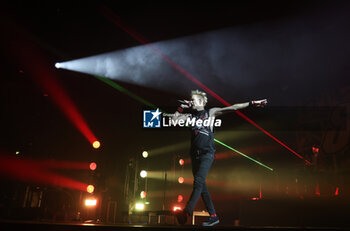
[209,99,267,117]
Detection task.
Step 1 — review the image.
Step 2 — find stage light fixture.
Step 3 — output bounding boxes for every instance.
[89,162,97,171]
[140,191,146,199]
[54,63,61,68]
[142,151,148,158]
[92,141,100,149]
[177,195,183,202]
[178,177,184,184]
[140,170,147,178]
[173,206,182,212]
[87,184,95,193]
[85,198,97,206]
[135,203,145,210]
[179,159,184,166]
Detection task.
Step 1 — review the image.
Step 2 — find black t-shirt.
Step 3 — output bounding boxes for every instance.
[190,109,216,154]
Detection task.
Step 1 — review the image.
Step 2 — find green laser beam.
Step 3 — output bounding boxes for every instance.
[94,75,273,171]
[214,138,273,171]
[94,75,158,109]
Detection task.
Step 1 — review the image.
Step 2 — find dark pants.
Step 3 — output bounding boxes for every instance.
[185,152,216,215]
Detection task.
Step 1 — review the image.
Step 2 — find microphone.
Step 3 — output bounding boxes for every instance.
[178,100,187,104]
[178,100,193,105]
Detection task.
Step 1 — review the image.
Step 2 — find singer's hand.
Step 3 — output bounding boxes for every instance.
[252,99,267,107]
[179,100,193,108]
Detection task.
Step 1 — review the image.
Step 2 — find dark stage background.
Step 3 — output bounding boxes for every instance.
[0,0,349,227]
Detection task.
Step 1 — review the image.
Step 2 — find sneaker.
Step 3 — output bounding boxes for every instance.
[202,216,220,226]
[175,209,188,225]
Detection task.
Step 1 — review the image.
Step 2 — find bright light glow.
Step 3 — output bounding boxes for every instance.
[177,195,183,202]
[178,177,184,184]
[15,151,20,155]
[89,162,97,171]
[55,63,61,68]
[179,159,184,166]
[140,191,146,198]
[135,203,145,210]
[85,198,97,206]
[173,206,182,212]
[142,151,148,158]
[92,141,100,149]
[87,185,95,193]
[140,170,147,178]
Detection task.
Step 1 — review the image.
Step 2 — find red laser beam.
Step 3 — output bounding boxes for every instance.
[234,110,310,163]
[6,26,98,147]
[100,6,311,165]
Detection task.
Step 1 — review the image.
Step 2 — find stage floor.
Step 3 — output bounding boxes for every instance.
[1,220,349,231]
